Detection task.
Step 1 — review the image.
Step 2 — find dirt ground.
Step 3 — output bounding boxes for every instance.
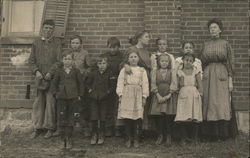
[0,131,248,158]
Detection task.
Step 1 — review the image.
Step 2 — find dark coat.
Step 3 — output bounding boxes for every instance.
[86,68,114,100]
[51,67,84,99]
[103,51,124,88]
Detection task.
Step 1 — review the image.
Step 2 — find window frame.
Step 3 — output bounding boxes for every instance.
[1,0,45,44]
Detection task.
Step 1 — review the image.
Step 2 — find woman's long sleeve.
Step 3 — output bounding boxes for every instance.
[150,69,158,93]
[226,42,234,77]
[142,69,149,98]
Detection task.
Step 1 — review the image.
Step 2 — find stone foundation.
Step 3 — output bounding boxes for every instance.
[0,108,32,134]
[0,108,249,134]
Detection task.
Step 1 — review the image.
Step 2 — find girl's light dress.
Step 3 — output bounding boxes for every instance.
[116,66,149,120]
[174,68,202,122]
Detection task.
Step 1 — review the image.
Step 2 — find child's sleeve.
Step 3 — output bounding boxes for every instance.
[86,71,94,92]
[175,57,182,70]
[170,69,178,92]
[169,54,176,70]
[50,70,60,96]
[150,53,157,70]
[177,70,184,88]
[195,71,203,96]
[150,69,158,93]
[142,69,149,98]
[194,59,203,77]
[76,69,84,97]
[116,68,125,97]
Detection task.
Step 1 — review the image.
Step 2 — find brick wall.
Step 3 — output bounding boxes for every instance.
[65,0,145,55]
[144,0,182,53]
[0,0,249,110]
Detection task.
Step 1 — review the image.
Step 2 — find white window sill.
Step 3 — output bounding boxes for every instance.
[0,36,39,45]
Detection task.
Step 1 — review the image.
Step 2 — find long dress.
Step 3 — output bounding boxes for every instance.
[149,69,176,115]
[175,68,203,122]
[201,37,238,138]
[116,67,149,120]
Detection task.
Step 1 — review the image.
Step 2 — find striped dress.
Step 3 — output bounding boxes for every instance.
[201,38,233,121]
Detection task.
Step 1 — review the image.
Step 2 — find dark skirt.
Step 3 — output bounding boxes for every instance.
[201,98,238,139]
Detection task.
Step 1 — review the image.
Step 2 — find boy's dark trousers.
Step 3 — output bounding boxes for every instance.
[57,99,78,141]
[90,98,109,137]
[105,93,122,136]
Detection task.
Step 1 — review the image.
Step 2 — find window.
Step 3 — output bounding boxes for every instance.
[1,0,45,37]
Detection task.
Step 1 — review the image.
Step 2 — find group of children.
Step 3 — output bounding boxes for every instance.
[49,34,205,149]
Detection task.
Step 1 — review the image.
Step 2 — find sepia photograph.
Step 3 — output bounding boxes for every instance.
[0,0,249,157]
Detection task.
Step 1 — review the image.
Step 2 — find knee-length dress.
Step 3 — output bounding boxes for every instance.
[149,69,176,115]
[116,66,149,120]
[174,69,202,122]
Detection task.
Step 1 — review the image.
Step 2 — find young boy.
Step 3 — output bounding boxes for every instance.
[86,55,114,145]
[51,52,84,149]
[103,37,124,137]
[29,19,62,139]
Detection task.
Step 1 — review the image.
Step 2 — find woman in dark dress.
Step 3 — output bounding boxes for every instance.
[201,18,238,140]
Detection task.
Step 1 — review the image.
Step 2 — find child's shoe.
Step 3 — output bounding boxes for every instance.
[66,138,73,149]
[166,134,172,146]
[53,130,61,137]
[97,133,105,145]
[44,130,53,139]
[105,128,113,137]
[90,134,97,145]
[30,130,40,139]
[61,138,66,149]
[155,134,163,145]
[125,138,132,148]
[115,129,122,137]
[84,129,91,137]
[133,139,139,148]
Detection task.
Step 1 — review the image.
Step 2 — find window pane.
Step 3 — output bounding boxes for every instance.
[34,1,45,34]
[10,1,34,32]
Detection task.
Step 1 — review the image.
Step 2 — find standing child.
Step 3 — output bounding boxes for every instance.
[174,53,203,144]
[86,55,114,145]
[151,38,175,70]
[51,52,84,149]
[29,19,62,139]
[53,35,92,137]
[116,51,149,148]
[103,37,124,137]
[69,35,92,137]
[149,54,176,146]
[175,41,202,75]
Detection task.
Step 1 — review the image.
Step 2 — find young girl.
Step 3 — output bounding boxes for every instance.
[51,52,83,149]
[116,51,149,148]
[86,55,113,145]
[149,54,176,146]
[174,53,203,144]
[151,38,175,70]
[175,41,202,75]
